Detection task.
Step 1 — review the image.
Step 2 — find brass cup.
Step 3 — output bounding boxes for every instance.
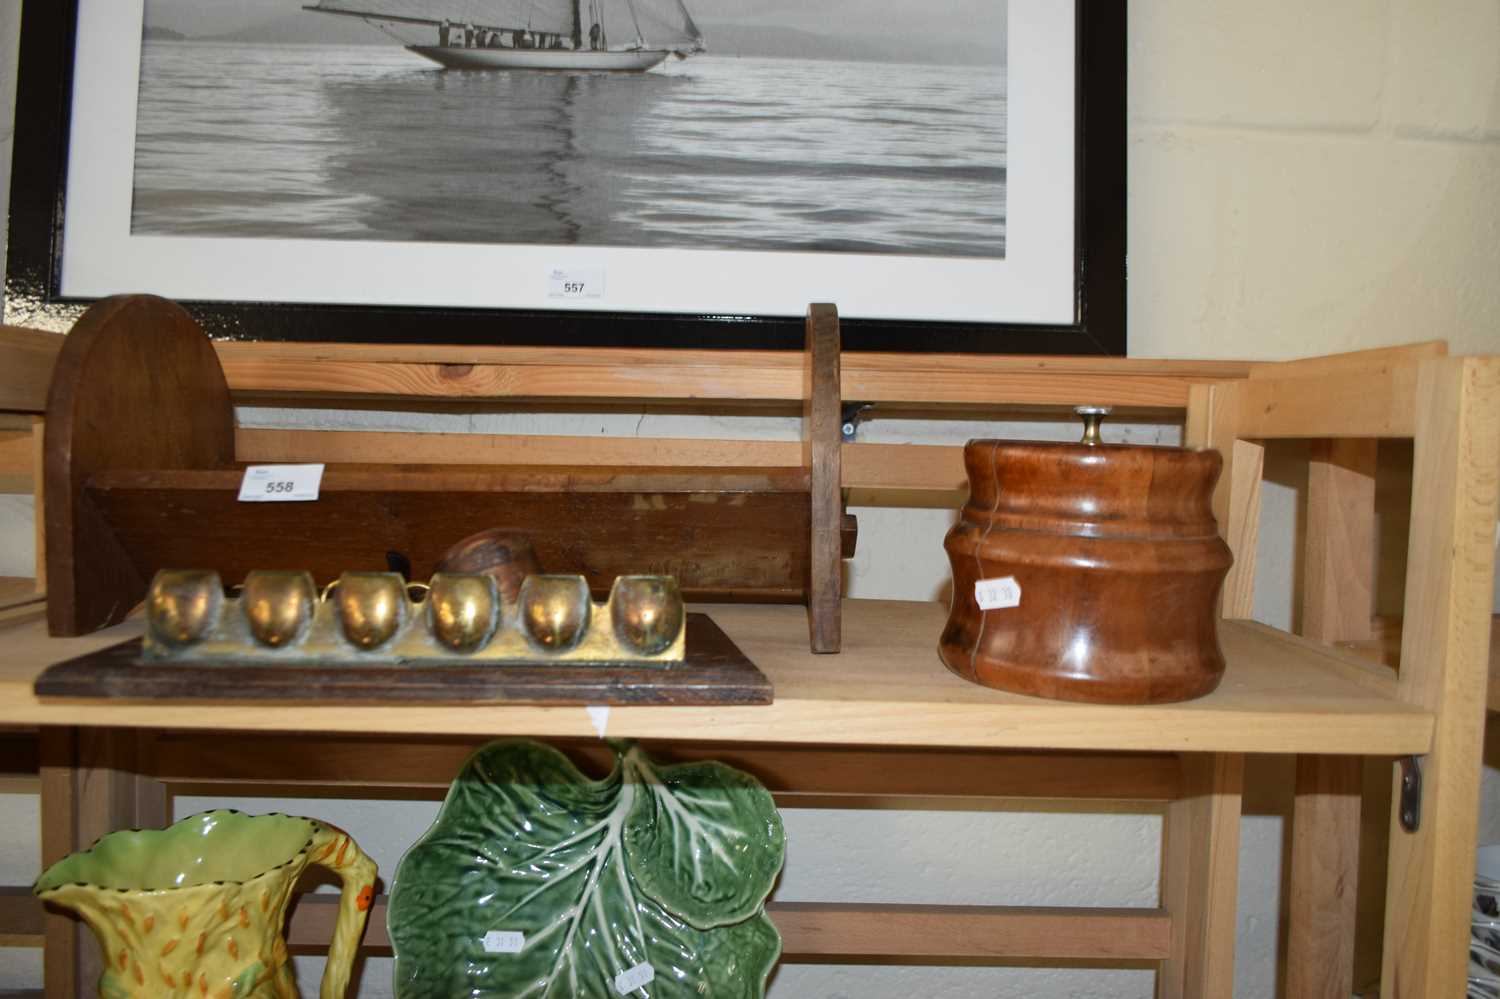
[519,575,591,652]
[146,570,224,647]
[427,574,498,653]
[609,576,683,656]
[241,571,316,648]
[335,572,408,650]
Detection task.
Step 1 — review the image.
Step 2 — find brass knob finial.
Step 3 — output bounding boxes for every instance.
[1076,406,1111,446]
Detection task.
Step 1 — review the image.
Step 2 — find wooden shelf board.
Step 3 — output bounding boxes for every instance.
[146,735,1185,801]
[0,888,1170,962]
[0,430,35,494]
[90,465,813,494]
[0,733,39,778]
[0,579,44,628]
[0,325,63,414]
[0,578,41,607]
[1339,614,1500,711]
[215,342,1252,408]
[233,429,970,497]
[0,600,1431,755]
[80,466,822,611]
[294,896,1173,962]
[0,886,41,948]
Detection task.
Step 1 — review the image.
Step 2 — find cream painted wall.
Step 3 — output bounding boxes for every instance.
[1128,0,1500,360]
[3,1,1500,996]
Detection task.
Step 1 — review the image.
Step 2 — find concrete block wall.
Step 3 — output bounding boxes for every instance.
[2,0,1499,995]
[1128,0,1500,361]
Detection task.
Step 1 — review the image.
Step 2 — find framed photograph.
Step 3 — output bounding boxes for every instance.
[5,0,1124,353]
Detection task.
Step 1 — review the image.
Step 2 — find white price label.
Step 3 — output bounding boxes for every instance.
[481,930,525,954]
[237,464,324,502]
[974,576,1022,611]
[547,267,605,300]
[613,962,655,995]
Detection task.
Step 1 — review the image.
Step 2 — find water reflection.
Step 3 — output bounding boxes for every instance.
[131,42,1007,256]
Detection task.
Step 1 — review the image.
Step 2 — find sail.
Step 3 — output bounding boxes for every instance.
[307,0,702,51]
[600,0,703,52]
[305,1,575,37]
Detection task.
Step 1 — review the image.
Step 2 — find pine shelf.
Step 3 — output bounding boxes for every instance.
[0,599,1429,756]
[2,300,1493,998]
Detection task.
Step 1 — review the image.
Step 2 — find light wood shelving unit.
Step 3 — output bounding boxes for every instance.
[0,605,1437,752]
[0,311,1495,998]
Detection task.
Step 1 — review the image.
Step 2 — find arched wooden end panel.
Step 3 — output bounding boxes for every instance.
[804,303,843,653]
[44,295,234,636]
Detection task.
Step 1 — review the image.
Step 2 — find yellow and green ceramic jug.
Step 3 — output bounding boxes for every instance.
[34,810,376,999]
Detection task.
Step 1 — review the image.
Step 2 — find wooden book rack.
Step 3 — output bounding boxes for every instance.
[44,295,853,651]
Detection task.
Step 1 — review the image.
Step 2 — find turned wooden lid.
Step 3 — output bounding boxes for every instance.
[960,439,1223,540]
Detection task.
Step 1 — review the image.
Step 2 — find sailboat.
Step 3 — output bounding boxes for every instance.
[303,0,705,72]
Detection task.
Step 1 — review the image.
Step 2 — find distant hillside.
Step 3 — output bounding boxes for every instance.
[142,25,189,41]
[143,10,1002,64]
[698,22,1001,66]
[142,10,389,45]
[141,0,1005,60]
[205,12,390,44]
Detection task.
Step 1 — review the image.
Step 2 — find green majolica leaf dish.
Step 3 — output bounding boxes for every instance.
[389,740,784,998]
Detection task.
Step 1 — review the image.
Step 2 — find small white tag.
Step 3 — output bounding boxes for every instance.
[238,464,324,502]
[481,930,524,954]
[547,267,605,300]
[974,576,1022,610]
[586,705,611,739]
[613,962,654,995]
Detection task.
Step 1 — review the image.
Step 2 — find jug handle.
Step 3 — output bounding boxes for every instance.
[307,822,378,999]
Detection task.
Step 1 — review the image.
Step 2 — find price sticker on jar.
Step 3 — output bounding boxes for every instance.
[974,576,1022,610]
[238,464,324,502]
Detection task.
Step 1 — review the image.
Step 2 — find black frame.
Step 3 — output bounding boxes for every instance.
[5,1,1125,354]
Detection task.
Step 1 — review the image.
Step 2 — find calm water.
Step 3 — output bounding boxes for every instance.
[131,42,1006,257]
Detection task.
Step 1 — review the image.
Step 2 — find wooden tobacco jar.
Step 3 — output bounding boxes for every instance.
[939,408,1233,704]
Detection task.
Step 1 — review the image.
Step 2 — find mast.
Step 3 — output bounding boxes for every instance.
[571,0,583,49]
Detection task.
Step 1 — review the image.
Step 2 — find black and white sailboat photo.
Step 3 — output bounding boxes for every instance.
[131,0,1008,257]
[304,0,705,73]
